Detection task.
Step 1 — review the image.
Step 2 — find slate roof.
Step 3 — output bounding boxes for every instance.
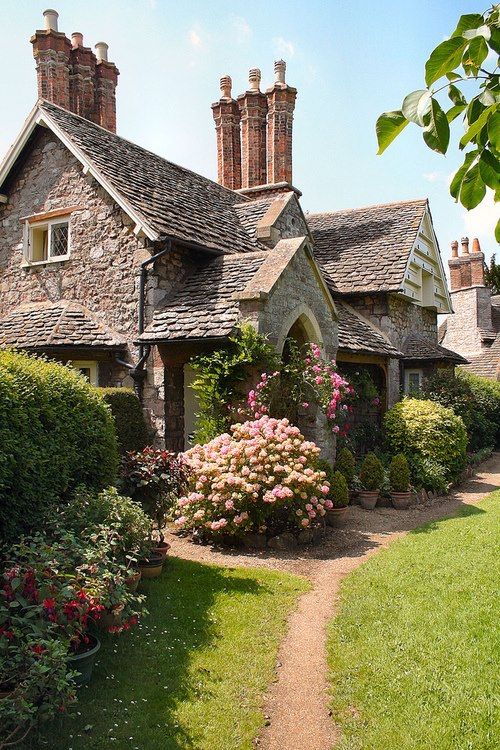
[38,101,261,254]
[0,300,126,349]
[402,332,468,363]
[234,197,277,242]
[140,253,267,341]
[336,301,403,357]
[307,199,427,294]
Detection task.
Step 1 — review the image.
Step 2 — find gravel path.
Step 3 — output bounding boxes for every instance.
[166,454,500,750]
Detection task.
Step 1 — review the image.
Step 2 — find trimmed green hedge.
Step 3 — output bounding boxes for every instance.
[384,398,467,491]
[0,351,118,542]
[458,370,500,447]
[99,387,149,454]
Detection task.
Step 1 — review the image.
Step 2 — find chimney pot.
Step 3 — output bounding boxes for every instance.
[71,32,83,49]
[95,41,109,62]
[248,68,261,92]
[461,236,470,255]
[451,240,459,257]
[472,237,481,253]
[274,59,286,84]
[220,75,232,99]
[43,9,59,32]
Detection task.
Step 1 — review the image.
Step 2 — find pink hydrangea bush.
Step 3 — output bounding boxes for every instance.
[175,416,333,538]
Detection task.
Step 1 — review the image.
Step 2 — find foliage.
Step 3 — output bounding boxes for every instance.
[376,6,500,241]
[484,253,500,293]
[327,491,500,750]
[331,471,349,508]
[121,448,188,538]
[384,398,467,489]
[359,452,384,491]
[458,369,500,446]
[99,388,150,454]
[335,447,356,487]
[175,416,333,538]
[189,323,280,444]
[0,351,118,543]
[389,454,411,492]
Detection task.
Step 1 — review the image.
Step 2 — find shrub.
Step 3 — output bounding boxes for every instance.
[458,370,500,447]
[384,398,467,489]
[99,387,150,454]
[359,452,384,491]
[0,351,118,543]
[331,471,349,508]
[335,447,356,486]
[389,454,411,492]
[175,416,332,537]
[411,456,448,493]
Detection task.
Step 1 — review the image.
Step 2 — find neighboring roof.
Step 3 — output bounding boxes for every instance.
[140,253,267,342]
[336,301,403,358]
[0,300,126,350]
[307,198,428,294]
[402,332,468,363]
[1,100,264,254]
[460,295,500,380]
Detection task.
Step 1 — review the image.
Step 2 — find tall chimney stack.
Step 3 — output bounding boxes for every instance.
[238,69,268,188]
[211,75,242,190]
[265,60,297,185]
[31,9,71,109]
[448,236,485,291]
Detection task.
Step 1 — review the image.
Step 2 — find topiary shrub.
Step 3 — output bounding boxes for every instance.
[335,447,356,487]
[331,470,349,508]
[389,454,410,492]
[0,351,118,543]
[99,388,149,454]
[384,398,467,490]
[359,452,384,491]
[175,416,332,538]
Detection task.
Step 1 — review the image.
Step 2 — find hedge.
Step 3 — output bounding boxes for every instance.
[458,370,500,448]
[99,387,149,454]
[384,398,467,491]
[0,351,118,542]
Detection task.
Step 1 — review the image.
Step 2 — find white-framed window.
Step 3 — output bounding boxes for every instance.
[69,361,99,386]
[24,217,71,264]
[404,368,423,394]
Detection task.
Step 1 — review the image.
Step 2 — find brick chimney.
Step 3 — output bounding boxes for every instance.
[238,69,268,189]
[211,76,242,190]
[449,236,485,291]
[31,9,119,132]
[265,60,297,185]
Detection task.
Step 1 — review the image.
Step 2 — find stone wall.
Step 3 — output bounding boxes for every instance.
[441,287,493,358]
[273,196,309,240]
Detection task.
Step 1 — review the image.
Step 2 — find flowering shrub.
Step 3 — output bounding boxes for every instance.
[247,342,353,435]
[175,416,333,537]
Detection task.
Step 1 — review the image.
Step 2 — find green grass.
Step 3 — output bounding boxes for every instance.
[328,491,500,750]
[32,557,308,750]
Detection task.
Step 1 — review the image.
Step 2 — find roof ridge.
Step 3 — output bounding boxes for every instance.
[307,197,428,218]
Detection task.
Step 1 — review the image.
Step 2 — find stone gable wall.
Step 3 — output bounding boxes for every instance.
[346,293,437,349]
[273,197,309,240]
[441,287,492,358]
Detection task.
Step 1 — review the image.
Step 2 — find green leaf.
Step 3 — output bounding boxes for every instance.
[460,163,486,209]
[479,149,500,190]
[463,36,489,71]
[490,26,500,55]
[423,99,450,154]
[460,105,497,149]
[488,111,500,151]
[448,84,467,106]
[376,111,409,154]
[452,13,484,37]
[446,104,466,123]
[446,71,461,81]
[495,218,500,244]
[450,150,479,199]
[479,88,497,107]
[425,37,467,86]
[402,89,431,125]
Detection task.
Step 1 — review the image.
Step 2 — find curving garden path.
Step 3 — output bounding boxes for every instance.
[166,453,500,750]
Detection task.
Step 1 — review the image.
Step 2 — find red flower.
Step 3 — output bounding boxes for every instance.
[31,644,46,655]
[0,627,14,640]
[42,598,56,610]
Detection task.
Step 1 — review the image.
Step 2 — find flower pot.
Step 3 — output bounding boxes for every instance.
[125,570,142,592]
[359,490,379,510]
[68,634,101,686]
[326,506,349,527]
[152,540,171,560]
[138,553,164,579]
[391,491,411,509]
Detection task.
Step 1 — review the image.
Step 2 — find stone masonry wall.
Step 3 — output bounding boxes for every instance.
[441,287,493,359]
[273,196,309,240]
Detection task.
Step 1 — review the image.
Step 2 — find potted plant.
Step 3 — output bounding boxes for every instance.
[389,454,412,509]
[358,452,384,509]
[335,447,357,502]
[326,471,350,527]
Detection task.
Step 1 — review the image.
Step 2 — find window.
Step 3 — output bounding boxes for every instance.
[26,218,70,264]
[69,361,98,386]
[404,369,423,394]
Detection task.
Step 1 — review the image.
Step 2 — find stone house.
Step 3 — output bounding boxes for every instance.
[0,10,465,453]
[439,238,500,380]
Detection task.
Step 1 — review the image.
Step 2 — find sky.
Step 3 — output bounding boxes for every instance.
[0,0,498,278]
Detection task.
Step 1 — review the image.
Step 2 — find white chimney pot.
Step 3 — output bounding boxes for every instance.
[43,9,59,32]
[71,32,84,49]
[95,42,109,62]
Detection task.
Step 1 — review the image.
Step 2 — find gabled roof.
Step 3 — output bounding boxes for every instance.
[0,301,126,350]
[402,332,468,364]
[336,301,403,358]
[307,199,428,294]
[0,100,265,254]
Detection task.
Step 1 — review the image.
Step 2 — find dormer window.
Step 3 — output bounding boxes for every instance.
[22,207,77,266]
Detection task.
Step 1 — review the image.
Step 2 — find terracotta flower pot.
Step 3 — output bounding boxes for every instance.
[139,553,164,579]
[326,506,349,527]
[391,491,411,509]
[68,634,101,686]
[152,540,171,560]
[359,490,379,510]
[125,570,142,592]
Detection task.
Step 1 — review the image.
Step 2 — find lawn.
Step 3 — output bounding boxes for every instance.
[327,490,500,750]
[31,556,308,750]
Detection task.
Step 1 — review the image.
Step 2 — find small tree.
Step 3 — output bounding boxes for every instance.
[484,254,500,294]
[335,447,356,487]
[389,454,411,492]
[331,471,349,508]
[359,453,384,491]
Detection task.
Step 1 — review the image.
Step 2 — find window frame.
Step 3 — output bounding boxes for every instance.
[23,216,72,266]
[404,368,423,394]
[69,360,99,387]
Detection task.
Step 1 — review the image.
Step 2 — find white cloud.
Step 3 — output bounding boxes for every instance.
[188,28,202,48]
[232,16,252,44]
[461,189,498,246]
[147,0,157,9]
[273,36,295,58]
[423,171,443,183]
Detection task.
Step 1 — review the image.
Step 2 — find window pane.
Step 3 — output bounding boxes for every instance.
[50,223,69,257]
